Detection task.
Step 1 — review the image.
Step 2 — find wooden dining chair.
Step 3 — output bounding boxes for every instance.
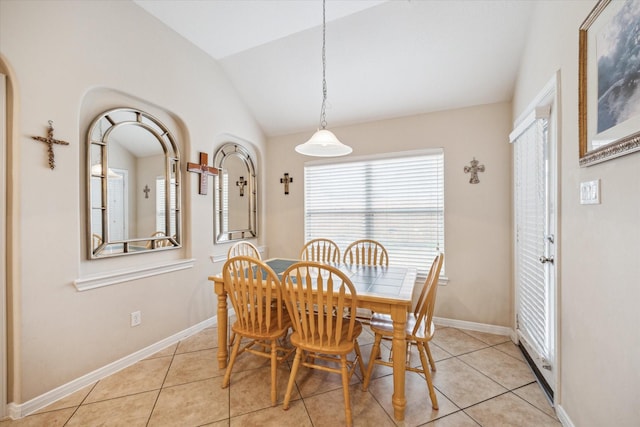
[146,231,171,249]
[280,261,365,427]
[300,238,341,263]
[343,239,389,266]
[226,242,262,347]
[362,252,444,410]
[221,256,294,406]
[227,240,261,259]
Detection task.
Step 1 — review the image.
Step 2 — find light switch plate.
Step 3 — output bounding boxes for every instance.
[580,179,600,205]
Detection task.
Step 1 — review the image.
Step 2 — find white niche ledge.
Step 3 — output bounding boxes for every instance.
[74,258,196,291]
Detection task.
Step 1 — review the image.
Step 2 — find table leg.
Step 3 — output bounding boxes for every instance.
[217,291,228,369]
[390,305,407,420]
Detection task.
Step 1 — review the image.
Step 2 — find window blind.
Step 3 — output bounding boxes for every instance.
[156,177,177,236]
[304,150,444,276]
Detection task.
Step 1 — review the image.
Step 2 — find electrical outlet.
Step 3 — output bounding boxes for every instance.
[131,311,142,327]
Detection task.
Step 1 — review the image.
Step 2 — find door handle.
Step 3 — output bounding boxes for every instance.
[539,256,554,264]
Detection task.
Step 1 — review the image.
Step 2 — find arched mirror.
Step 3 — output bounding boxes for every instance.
[87,108,181,258]
[214,143,257,243]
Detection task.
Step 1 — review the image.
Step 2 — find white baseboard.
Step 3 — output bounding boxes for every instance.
[8,316,217,419]
[433,316,515,340]
[555,404,574,427]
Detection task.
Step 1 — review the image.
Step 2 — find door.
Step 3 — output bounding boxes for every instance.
[511,75,558,397]
[107,168,128,241]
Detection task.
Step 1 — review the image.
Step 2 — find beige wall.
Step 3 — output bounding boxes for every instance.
[514,1,640,425]
[4,1,638,423]
[266,102,513,327]
[0,0,266,402]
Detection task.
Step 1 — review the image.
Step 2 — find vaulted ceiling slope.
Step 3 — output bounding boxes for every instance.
[134,0,534,137]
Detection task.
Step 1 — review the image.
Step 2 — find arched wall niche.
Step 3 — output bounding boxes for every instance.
[78,87,189,259]
[211,133,261,247]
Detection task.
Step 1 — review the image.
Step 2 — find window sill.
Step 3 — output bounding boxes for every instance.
[416,274,449,285]
[74,258,196,291]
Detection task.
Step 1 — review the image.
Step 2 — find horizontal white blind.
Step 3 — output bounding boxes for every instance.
[514,119,549,359]
[156,177,177,236]
[304,150,444,276]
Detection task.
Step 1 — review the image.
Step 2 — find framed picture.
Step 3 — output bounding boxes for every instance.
[579,0,640,166]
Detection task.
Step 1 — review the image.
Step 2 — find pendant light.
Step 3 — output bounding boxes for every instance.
[295,0,352,157]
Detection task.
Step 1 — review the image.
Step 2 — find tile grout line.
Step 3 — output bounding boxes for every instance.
[61,381,99,427]
[145,344,179,426]
[510,386,561,422]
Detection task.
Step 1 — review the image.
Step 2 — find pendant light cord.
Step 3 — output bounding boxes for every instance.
[320,0,328,130]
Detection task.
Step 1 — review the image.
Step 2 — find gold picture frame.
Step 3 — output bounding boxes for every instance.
[579,0,640,166]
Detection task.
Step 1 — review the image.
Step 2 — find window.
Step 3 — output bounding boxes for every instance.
[304,149,444,277]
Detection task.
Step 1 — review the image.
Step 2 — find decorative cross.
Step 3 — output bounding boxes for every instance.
[464,157,485,184]
[236,176,247,196]
[143,185,151,199]
[31,120,69,170]
[187,152,219,195]
[280,173,293,195]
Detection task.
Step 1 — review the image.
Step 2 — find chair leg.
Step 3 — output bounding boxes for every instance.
[362,333,382,391]
[354,340,365,378]
[283,347,303,410]
[270,340,278,406]
[425,342,437,372]
[222,334,242,388]
[416,342,439,410]
[340,355,353,427]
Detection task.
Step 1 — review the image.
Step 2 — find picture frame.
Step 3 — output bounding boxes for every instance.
[579,0,640,166]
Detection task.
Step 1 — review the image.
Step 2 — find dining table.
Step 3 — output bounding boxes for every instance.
[208,257,418,421]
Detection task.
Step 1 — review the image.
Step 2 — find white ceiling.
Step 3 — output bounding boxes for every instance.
[134,0,534,137]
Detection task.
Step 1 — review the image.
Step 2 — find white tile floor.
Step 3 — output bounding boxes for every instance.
[0,325,561,426]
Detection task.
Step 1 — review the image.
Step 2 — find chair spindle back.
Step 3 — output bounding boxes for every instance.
[300,238,341,263]
[343,239,389,266]
[223,256,285,335]
[227,241,261,260]
[281,261,359,348]
[412,252,444,338]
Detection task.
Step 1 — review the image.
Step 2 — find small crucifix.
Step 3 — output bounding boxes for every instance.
[32,120,69,170]
[464,157,485,184]
[236,176,247,196]
[187,152,219,195]
[280,173,293,195]
[143,185,151,199]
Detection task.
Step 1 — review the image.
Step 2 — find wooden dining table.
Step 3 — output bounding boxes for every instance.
[209,258,417,421]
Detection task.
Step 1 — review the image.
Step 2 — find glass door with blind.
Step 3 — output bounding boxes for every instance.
[511,76,558,398]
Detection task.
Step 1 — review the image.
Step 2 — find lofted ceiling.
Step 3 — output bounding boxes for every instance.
[134,0,534,137]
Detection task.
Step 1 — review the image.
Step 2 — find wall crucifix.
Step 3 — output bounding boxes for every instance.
[280,173,293,195]
[31,120,69,170]
[187,152,219,195]
[236,176,247,196]
[464,157,485,184]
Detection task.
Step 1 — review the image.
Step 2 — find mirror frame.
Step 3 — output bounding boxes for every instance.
[213,143,257,243]
[87,107,182,258]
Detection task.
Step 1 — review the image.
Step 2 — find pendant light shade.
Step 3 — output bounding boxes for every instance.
[295,129,352,157]
[296,0,352,157]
